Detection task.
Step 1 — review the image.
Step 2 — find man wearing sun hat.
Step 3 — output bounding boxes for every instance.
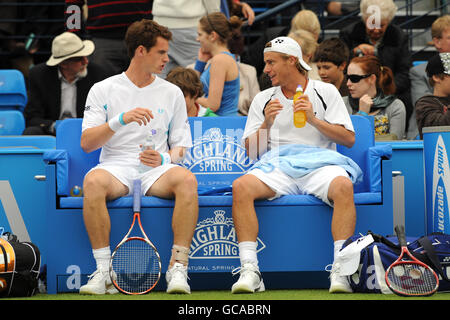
[415,52,450,139]
[23,32,108,135]
[230,36,358,294]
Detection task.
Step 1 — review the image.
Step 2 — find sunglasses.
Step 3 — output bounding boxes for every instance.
[347,74,372,83]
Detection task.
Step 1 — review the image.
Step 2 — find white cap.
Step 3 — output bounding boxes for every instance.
[263,36,312,71]
[336,234,374,276]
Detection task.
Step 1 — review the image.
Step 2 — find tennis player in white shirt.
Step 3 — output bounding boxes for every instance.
[231,37,357,294]
[79,19,198,295]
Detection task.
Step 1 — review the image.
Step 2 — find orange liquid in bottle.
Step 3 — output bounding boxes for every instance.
[293,85,306,128]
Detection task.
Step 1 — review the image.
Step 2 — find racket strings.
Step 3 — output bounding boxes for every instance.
[111,239,161,294]
[387,263,438,295]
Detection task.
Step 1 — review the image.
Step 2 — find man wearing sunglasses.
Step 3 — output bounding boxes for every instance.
[231,36,357,294]
[23,32,108,135]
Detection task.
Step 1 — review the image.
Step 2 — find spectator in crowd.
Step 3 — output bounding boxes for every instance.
[152,0,220,79]
[326,1,360,15]
[23,32,108,135]
[339,0,413,129]
[242,9,321,78]
[65,0,153,77]
[313,37,350,97]
[415,53,450,139]
[288,29,320,80]
[193,12,241,116]
[230,37,357,294]
[302,0,360,16]
[166,66,217,117]
[152,0,254,78]
[78,19,198,295]
[408,15,450,139]
[224,11,260,116]
[226,0,255,25]
[344,55,406,140]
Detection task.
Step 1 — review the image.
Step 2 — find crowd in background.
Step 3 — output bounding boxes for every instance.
[0,0,449,140]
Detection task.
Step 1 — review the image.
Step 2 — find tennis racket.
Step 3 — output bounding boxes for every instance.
[110,179,161,294]
[385,225,439,297]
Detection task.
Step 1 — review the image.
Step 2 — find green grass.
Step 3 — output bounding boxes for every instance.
[6,290,450,300]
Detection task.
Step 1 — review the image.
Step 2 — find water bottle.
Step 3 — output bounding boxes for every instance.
[293,85,306,128]
[138,129,156,173]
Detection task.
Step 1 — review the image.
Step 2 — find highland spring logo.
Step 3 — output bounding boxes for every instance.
[180,122,255,188]
[189,210,266,261]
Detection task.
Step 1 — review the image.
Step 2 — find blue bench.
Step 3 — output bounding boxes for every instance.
[43,115,393,293]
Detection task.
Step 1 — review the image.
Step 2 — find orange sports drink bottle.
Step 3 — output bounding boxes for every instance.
[293,85,306,128]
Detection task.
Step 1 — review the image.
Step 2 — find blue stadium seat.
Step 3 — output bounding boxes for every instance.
[0,69,27,112]
[0,110,25,135]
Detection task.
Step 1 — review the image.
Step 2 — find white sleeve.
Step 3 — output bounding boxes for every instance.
[81,83,107,132]
[322,84,354,132]
[168,89,192,148]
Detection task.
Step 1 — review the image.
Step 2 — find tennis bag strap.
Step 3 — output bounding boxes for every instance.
[418,236,450,282]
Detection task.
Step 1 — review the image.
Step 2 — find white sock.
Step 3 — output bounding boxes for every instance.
[238,241,258,267]
[93,246,111,273]
[334,240,346,262]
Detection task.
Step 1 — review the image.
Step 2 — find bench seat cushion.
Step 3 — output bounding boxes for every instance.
[59,192,381,208]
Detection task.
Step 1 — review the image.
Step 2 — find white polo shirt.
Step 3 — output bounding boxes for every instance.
[243,79,354,151]
[82,73,192,166]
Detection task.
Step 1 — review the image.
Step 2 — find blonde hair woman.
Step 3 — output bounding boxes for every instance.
[288,29,320,80]
[289,9,321,41]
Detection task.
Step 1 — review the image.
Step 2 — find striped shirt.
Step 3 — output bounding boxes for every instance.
[65,0,153,39]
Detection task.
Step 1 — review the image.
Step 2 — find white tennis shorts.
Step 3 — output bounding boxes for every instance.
[247,165,350,206]
[87,162,178,196]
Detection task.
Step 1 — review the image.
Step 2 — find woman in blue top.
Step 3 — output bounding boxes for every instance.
[194,12,241,116]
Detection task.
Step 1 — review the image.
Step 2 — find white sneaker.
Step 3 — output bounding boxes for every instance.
[231,263,265,294]
[79,267,118,295]
[166,262,191,294]
[327,263,353,293]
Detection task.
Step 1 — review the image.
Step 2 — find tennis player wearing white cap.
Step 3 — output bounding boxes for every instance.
[231,36,357,294]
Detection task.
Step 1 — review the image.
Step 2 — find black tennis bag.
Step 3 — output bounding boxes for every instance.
[0,232,41,297]
[341,231,450,293]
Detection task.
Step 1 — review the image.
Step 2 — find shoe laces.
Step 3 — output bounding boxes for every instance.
[87,269,108,283]
[231,264,260,279]
[325,263,341,278]
[169,263,190,280]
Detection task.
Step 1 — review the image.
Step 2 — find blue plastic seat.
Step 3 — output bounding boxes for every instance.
[0,69,27,112]
[0,110,25,135]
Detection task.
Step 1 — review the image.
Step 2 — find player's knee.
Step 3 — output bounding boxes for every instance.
[176,169,198,195]
[232,176,254,200]
[329,176,354,200]
[83,171,108,198]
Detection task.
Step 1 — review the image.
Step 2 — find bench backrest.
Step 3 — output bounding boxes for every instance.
[55,115,374,196]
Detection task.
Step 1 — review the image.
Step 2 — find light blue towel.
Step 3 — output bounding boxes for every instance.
[250,144,363,184]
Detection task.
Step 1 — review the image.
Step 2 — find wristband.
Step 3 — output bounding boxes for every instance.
[194,60,207,73]
[357,110,368,116]
[108,112,125,132]
[160,152,171,165]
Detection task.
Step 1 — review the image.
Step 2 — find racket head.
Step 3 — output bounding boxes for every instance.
[110,236,162,295]
[385,225,439,296]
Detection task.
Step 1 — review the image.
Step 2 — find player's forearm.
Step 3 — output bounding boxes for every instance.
[80,123,115,153]
[310,117,355,148]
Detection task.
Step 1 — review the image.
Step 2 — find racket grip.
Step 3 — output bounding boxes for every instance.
[133,179,142,212]
[395,225,407,247]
